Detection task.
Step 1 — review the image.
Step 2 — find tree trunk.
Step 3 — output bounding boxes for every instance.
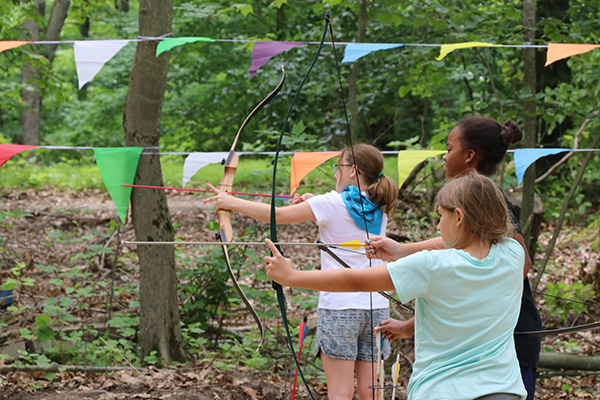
[520,0,537,252]
[20,4,43,146]
[20,0,70,146]
[117,0,130,13]
[347,0,367,143]
[123,0,188,363]
[538,352,600,371]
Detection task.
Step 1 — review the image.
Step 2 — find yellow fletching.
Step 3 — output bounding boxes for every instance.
[339,240,366,250]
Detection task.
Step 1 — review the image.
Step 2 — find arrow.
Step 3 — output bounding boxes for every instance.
[122,184,292,200]
[122,239,367,250]
[375,325,384,395]
[391,353,400,400]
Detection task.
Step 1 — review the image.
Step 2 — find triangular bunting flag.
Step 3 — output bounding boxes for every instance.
[156,37,215,56]
[182,152,230,187]
[0,144,38,168]
[74,40,130,89]
[93,147,144,223]
[342,43,404,63]
[0,41,33,53]
[514,148,572,184]
[397,150,446,187]
[545,43,600,66]
[249,41,305,79]
[290,151,341,195]
[437,42,501,61]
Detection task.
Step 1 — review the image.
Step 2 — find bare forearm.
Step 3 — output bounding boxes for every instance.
[276,265,395,293]
[397,237,444,257]
[228,198,272,223]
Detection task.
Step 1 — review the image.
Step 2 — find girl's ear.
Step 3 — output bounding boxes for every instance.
[465,149,476,163]
[454,207,465,227]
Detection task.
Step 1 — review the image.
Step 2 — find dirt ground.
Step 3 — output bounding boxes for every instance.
[1,188,599,399]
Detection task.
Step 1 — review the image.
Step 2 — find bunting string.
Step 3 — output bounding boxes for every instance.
[1,36,598,86]
[1,143,598,226]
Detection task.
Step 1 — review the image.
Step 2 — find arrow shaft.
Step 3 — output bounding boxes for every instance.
[123,184,292,199]
[122,240,364,248]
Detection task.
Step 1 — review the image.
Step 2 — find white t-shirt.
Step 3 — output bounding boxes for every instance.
[307,190,389,310]
[387,238,527,400]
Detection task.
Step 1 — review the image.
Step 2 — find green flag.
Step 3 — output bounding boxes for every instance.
[156,37,215,56]
[94,147,143,223]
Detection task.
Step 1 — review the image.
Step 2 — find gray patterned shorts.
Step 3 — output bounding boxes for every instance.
[314,308,391,362]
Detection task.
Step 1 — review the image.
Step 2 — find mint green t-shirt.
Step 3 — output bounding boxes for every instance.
[387,238,527,400]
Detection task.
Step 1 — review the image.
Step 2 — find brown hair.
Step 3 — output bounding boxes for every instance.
[455,117,523,176]
[340,144,398,217]
[436,171,514,248]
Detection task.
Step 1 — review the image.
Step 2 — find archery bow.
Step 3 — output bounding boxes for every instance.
[268,14,330,400]
[326,12,383,398]
[215,66,285,351]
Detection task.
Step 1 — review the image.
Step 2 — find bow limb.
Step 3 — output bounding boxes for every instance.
[216,65,286,243]
[217,232,265,350]
[214,66,286,351]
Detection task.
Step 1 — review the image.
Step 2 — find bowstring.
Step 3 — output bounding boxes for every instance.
[269,14,330,400]
[325,12,379,398]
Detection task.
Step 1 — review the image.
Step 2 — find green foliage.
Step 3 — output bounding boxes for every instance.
[1,0,600,386]
[177,224,270,332]
[1,0,599,220]
[575,216,600,251]
[544,281,595,324]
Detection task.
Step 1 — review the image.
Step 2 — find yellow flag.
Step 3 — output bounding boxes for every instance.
[397,150,446,187]
[437,42,501,61]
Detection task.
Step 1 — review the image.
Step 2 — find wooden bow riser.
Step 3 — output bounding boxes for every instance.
[217,151,238,243]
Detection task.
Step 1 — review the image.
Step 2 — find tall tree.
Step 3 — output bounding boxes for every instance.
[123,0,188,363]
[347,0,368,143]
[520,0,537,248]
[20,0,70,146]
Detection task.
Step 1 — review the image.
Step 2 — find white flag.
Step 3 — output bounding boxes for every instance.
[74,40,130,89]
[182,152,230,187]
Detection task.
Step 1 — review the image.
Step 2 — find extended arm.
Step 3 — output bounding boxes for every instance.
[204,183,316,224]
[264,239,395,292]
[367,236,444,261]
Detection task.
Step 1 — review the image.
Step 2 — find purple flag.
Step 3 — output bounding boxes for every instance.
[249,41,305,79]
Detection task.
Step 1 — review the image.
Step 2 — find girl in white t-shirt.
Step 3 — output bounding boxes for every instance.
[205,144,398,399]
[263,172,528,400]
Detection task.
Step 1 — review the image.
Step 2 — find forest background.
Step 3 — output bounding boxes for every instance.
[1,0,600,399]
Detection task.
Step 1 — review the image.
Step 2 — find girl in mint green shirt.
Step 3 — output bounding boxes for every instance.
[264,172,527,400]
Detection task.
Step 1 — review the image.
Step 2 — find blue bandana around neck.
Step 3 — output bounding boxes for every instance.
[340,185,383,235]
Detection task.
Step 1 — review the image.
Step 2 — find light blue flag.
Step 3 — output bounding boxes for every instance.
[514,148,572,184]
[341,43,404,63]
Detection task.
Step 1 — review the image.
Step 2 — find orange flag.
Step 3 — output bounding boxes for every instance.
[545,43,600,66]
[0,41,33,53]
[290,151,341,195]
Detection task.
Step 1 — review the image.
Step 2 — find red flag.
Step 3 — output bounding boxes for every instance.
[0,144,38,168]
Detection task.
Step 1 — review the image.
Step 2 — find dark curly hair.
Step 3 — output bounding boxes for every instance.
[455,117,523,176]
